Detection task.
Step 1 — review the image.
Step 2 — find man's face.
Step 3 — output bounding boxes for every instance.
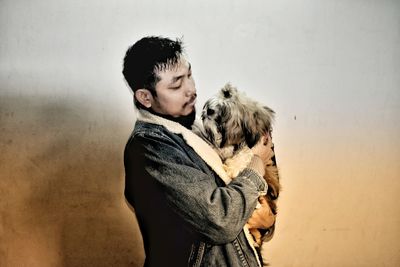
[151,58,197,117]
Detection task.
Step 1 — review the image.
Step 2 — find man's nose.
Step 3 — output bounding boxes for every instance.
[184,79,196,97]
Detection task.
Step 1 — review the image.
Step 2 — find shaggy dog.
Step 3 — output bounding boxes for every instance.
[194,83,280,247]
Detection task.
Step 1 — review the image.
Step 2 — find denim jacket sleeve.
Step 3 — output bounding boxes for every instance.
[125,128,267,245]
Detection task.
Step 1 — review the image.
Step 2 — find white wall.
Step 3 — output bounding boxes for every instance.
[1,0,399,266]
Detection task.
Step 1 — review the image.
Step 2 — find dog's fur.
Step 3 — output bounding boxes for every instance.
[194,83,281,247]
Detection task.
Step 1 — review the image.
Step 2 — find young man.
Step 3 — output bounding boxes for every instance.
[123,36,275,267]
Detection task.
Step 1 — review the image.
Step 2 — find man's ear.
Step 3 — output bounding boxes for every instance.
[135,89,153,108]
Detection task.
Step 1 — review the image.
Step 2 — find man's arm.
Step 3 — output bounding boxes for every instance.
[125,132,267,245]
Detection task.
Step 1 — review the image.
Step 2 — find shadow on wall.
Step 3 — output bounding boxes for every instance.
[0,95,144,267]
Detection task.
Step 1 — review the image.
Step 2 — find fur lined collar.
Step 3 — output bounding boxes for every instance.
[137,109,232,184]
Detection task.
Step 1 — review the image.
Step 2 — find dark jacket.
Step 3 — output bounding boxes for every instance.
[124,110,267,266]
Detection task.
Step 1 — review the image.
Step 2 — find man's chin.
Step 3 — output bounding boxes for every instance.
[180,109,196,129]
[184,107,196,116]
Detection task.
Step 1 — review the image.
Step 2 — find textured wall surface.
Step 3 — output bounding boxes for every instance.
[1,0,399,266]
[0,96,144,266]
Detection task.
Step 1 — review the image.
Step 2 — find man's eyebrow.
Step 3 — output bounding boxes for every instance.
[170,63,192,84]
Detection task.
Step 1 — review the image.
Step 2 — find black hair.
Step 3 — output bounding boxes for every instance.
[122,36,184,108]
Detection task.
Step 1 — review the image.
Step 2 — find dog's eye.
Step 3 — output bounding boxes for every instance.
[207,108,215,116]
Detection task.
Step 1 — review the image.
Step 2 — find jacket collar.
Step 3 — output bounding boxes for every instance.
[137,109,231,184]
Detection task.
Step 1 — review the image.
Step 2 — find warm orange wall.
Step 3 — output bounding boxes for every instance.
[1,95,398,267]
[262,126,400,266]
[0,96,144,266]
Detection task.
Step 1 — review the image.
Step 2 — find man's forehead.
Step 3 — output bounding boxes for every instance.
[160,57,189,71]
[155,58,191,79]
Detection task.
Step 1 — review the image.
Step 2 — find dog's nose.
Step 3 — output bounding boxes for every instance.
[207,108,215,116]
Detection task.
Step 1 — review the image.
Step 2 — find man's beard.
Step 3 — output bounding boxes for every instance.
[149,109,196,130]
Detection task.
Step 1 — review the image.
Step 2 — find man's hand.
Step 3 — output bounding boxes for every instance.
[247,197,275,229]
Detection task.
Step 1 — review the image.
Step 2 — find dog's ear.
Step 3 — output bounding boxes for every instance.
[243,106,274,148]
[218,125,227,148]
[264,105,275,120]
[242,121,261,148]
[260,106,275,133]
[205,127,215,147]
[217,105,229,148]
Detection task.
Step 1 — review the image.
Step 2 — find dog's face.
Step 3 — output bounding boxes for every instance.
[201,83,275,149]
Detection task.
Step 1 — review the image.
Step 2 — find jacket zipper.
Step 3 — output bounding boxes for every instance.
[189,241,205,267]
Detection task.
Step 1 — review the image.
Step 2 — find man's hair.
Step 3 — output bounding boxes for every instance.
[122,36,184,108]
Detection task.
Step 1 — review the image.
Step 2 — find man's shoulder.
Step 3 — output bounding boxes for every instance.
[133,120,167,137]
[127,120,185,148]
[125,120,196,164]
